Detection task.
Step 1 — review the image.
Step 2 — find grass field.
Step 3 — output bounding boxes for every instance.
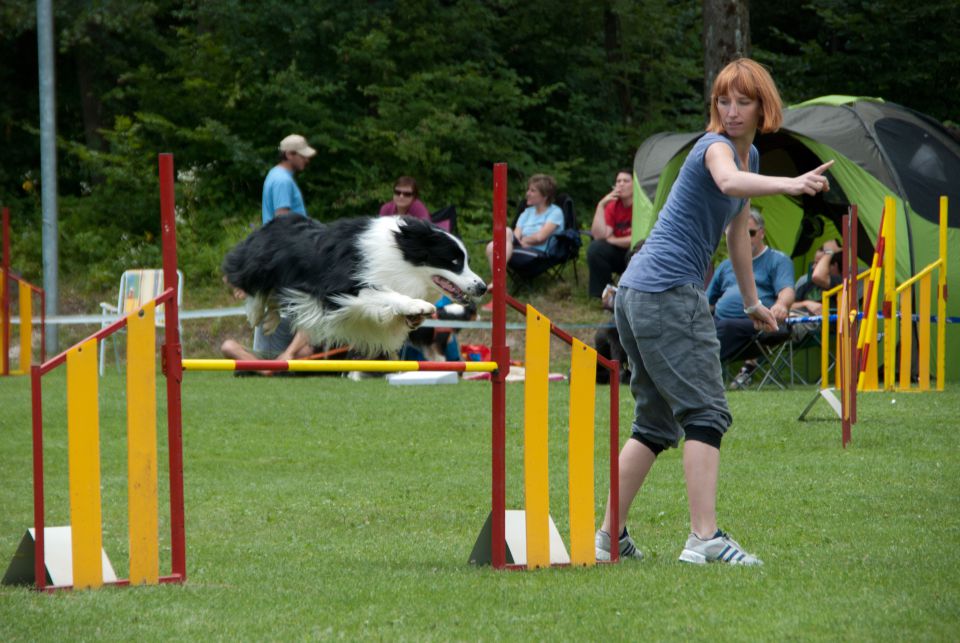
[1,368,958,640]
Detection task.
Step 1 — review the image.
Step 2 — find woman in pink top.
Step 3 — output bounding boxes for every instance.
[379,176,447,228]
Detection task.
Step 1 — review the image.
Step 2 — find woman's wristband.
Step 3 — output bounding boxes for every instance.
[743,302,761,315]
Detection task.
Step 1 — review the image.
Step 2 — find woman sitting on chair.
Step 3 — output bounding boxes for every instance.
[379,176,453,233]
[484,173,565,273]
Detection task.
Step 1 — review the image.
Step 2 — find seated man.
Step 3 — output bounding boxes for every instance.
[587,169,633,299]
[220,284,315,373]
[792,239,842,316]
[706,209,795,388]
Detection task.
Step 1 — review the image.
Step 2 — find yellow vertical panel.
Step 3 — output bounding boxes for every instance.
[67,338,103,589]
[918,276,931,391]
[898,290,912,390]
[568,340,596,566]
[18,282,31,374]
[883,197,897,391]
[834,308,842,391]
[861,266,882,391]
[936,197,947,391]
[524,305,550,569]
[127,302,159,584]
[820,293,829,388]
[864,326,879,390]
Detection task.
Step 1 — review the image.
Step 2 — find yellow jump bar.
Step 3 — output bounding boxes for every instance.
[181,358,499,373]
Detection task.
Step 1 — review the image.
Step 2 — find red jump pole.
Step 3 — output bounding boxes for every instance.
[159,153,186,580]
[30,365,45,588]
[2,207,10,376]
[490,163,508,569]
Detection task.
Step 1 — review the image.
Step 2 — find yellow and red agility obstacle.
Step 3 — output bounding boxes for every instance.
[25,156,620,589]
[1,207,46,376]
[28,155,185,590]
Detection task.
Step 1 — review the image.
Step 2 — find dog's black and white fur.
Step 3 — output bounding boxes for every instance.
[222,215,487,356]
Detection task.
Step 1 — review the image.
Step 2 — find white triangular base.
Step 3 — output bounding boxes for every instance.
[2,527,117,587]
[469,510,570,566]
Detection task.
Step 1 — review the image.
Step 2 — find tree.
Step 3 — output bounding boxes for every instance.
[703,0,750,109]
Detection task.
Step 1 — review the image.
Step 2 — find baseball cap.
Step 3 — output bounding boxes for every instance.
[278,134,317,158]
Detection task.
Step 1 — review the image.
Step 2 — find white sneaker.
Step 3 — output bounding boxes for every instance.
[595,528,643,561]
[678,530,762,566]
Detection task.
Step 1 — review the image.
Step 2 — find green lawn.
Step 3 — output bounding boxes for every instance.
[1,370,958,640]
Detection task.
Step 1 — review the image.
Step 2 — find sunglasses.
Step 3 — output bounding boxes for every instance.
[394,189,414,197]
[748,229,759,237]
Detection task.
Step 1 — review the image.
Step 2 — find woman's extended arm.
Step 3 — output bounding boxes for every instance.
[706,142,834,199]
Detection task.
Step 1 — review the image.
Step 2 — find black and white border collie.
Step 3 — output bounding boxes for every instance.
[222,215,487,356]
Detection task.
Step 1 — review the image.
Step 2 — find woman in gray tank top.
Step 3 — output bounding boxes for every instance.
[595,58,835,566]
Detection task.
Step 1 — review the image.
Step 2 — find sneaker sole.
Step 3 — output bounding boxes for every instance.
[595,548,643,562]
[678,549,707,564]
[678,549,762,565]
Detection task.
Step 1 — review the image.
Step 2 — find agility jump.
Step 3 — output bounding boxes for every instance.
[818,195,950,394]
[1,206,46,376]
[19,154,620,590]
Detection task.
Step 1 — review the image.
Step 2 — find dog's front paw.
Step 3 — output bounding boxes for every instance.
[405,313,430,329]
[397,299,435,329]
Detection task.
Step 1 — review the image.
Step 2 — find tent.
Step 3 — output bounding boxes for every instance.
[632,96,960,379]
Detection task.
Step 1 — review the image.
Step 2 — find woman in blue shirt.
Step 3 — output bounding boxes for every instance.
[485,174,564,272]
[595,58,834,566]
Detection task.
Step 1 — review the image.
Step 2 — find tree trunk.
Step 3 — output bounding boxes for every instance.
[603,6,633,124]
[75,46,105,152]
[702,0,750,114]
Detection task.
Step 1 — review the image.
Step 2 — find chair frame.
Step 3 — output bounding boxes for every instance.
[98,268,183,376]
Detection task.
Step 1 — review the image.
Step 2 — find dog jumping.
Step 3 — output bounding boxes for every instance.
[222,215,488,357]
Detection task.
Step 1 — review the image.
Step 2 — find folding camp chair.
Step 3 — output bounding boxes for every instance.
[717,317,793,390]
[507,193,586,288]
[98,268,183,376]
[430,205,458,236]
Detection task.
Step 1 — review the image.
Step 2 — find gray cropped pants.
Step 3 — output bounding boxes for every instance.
[614,284,732,449]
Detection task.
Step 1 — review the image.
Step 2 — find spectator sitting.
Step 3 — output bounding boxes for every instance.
[484,173,565,274]
[594,240,644,384]
[379,176,452,233]
[706,209,795,389]
[588,169,634,299]
[791,239,842,317]
[224,133,317,371]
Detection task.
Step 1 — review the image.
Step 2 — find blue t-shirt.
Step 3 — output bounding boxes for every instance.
[706,248,796,319]
[516,204,565,252]
[262,166,307,225]
[619,133,759,292]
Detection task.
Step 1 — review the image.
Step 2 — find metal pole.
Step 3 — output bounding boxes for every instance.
[37,0,59,355]
[159,154,187,581]
[491,163,508,569]
[2,207,10,375]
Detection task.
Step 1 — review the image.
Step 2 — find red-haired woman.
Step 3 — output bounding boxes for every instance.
[595,58,834,566]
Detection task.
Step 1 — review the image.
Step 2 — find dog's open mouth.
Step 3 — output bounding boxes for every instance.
[432,276,470,303]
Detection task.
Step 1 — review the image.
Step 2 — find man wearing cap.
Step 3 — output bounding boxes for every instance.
[218,134,318,368]
[262,134,316,225]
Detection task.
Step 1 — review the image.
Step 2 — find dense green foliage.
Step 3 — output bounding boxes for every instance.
[1,374,958,638]
[1,0,957,293]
